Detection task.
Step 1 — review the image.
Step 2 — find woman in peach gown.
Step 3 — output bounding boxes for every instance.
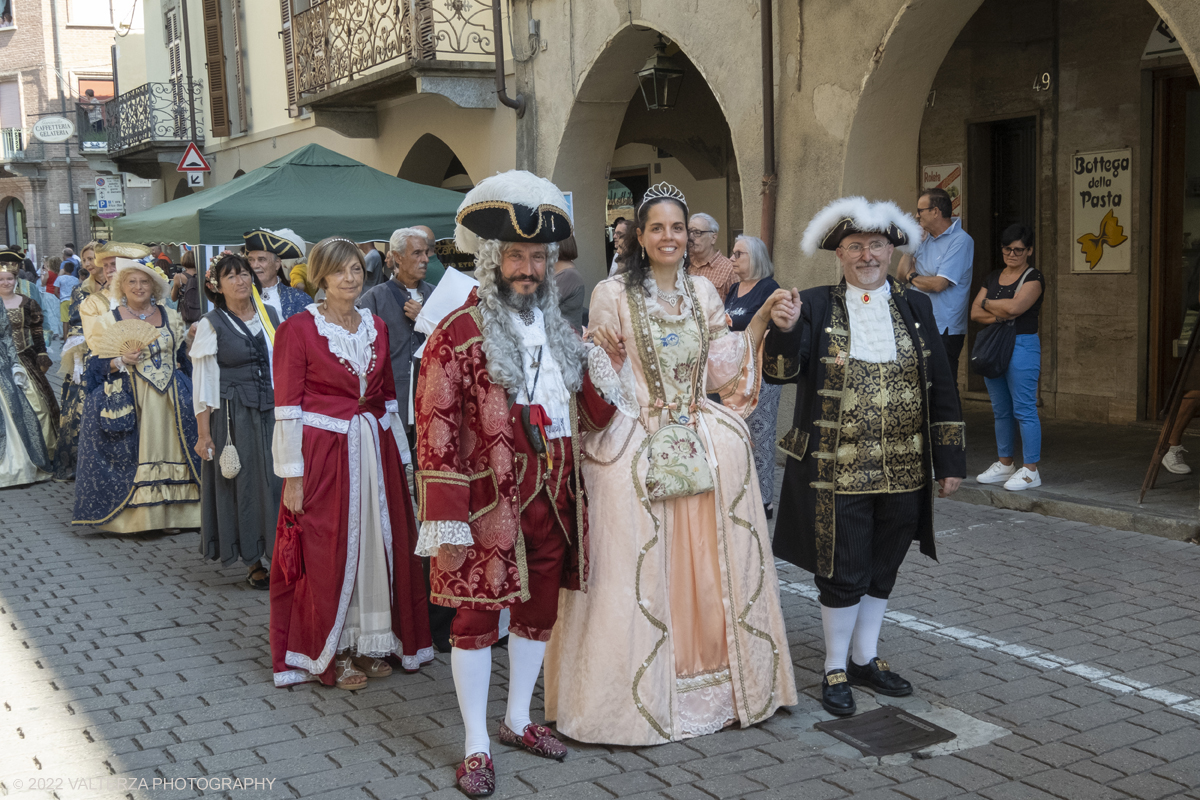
[544,185,797,745]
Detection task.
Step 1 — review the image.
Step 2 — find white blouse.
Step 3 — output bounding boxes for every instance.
[845,282,898,363]
[190,311,274,416]
[271,305,410,480]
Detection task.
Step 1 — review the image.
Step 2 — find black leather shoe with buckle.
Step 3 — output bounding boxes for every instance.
[821,669,856,716]
[847,657,913,697]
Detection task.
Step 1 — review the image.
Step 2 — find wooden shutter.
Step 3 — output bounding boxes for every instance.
[202,0,230,137]
[280,0,299,117]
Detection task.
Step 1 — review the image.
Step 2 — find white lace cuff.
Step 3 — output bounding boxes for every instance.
[588,345,639,419]
[415,519,473,558]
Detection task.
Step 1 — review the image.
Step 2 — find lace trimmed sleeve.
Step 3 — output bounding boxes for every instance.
[415,520,474,558]
[587,345,638,418]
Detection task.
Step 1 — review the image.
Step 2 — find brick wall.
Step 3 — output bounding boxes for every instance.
[0,0,115,260]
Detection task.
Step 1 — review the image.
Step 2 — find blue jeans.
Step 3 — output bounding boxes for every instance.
[984,334,1041,464]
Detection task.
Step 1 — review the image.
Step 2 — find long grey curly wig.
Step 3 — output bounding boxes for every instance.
[474,239,586,394]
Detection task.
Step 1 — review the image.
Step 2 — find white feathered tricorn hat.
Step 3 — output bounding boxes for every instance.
[800,196,922,256]
[455,170,573,255]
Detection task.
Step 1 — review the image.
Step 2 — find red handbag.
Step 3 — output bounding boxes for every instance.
[275,509,305,585]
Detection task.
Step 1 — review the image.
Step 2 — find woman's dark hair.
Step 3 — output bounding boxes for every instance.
[1000,223,1034,251]
[558,234,578,262]
[619,196,690,288]
[203,252,262,307]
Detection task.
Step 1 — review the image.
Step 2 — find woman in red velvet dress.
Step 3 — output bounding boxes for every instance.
[269,237,434,689]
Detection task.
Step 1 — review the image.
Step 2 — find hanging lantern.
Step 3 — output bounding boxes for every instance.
[637,35,685,111]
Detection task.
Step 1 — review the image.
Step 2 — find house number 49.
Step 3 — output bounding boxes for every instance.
[1032,72,1052,92]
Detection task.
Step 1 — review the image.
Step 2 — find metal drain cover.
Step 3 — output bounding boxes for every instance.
[814,706,956,757]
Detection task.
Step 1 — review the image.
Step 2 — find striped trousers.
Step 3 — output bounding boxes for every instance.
[814,489,923,608]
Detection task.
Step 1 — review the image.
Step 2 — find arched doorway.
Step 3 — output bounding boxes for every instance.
[398,134,473,192]
[550,27,743,286]
[843,0,1200,425]
[173,178,193,200]
[232,169,246,179]
[2,197,27,248]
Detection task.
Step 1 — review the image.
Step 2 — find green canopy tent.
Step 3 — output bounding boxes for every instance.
[110,143,465,282]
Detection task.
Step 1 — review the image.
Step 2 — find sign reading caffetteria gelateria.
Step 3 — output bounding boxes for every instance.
[31,116,76,144]
[1071,148,1132,274]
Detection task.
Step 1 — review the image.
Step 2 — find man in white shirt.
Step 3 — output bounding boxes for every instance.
[356,228,433,436]
[243,228,310,320]
[765,197,965,718]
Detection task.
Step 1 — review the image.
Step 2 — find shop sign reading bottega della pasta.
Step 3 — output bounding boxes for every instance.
[1071,148,1131,273]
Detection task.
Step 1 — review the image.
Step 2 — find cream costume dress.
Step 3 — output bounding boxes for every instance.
[544,270,797,745]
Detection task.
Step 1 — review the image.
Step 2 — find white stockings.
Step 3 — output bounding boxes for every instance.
[452,634,548,759]
[820,603,860,674]
[852,595,888,666]
[451,646,493,757]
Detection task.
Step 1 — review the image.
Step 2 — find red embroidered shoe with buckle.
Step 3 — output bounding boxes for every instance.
[498,721,568,761]
[455,752,495,797]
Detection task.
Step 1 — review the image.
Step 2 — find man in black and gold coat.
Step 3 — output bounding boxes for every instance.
[765,197,966,717]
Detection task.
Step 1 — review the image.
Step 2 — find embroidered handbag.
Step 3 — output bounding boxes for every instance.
[644,417,715,501]
[98,376,136,433]
[219,404,241,479]
[970,268,1033,379]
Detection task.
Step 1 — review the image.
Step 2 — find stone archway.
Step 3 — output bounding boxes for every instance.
[840,0,1200,203]
[173,179,193,200]
[546,25,747,285]
[398,133,473,191]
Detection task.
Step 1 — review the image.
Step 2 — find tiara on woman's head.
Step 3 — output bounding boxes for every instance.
[639,182,687,211]
[320,237,358,248]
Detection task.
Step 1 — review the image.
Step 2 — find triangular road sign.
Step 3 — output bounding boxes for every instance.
[177,142,211,172]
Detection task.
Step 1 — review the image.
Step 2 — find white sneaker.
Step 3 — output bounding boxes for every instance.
[976,461,1017,485]
[1162,445,1191,475]
[1003,467,1041,491]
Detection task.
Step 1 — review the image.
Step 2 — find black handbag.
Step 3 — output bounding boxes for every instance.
[970,268,1032,379]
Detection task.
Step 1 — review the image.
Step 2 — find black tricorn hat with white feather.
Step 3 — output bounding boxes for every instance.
[455,170,572,254]
[801,197,922,255]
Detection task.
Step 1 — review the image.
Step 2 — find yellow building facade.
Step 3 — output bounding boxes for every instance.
[103,0,1200,425]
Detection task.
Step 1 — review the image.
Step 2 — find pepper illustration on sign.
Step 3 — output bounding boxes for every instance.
[1076,209,1128,270]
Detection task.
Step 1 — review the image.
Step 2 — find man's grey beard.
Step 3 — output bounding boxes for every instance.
[496,273,548,313]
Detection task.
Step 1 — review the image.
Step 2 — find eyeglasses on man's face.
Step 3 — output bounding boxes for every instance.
[1002,246,1029,256]
[687,228,714,238]
[840,241,890,256]
[916,205,933,215]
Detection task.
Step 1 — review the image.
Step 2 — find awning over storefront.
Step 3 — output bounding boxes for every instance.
[110,143,462,245]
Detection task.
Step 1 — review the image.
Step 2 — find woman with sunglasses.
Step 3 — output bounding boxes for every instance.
[970,224,1045,491]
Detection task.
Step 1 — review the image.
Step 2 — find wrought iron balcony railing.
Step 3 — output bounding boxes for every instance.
[76,101,110,154]
[0,128,22,161]
[104,81,205,155]
[293,0,497,98]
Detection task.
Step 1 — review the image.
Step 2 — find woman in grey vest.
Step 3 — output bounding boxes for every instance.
[192,253,282,589]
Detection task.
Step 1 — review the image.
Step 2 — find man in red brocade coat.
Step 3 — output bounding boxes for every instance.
[415,171,622,797]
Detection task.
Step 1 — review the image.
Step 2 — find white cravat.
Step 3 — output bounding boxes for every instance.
[510,307,570,439]
[844,282,897,363]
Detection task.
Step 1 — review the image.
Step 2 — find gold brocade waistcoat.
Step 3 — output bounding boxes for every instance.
[834,305,926,494]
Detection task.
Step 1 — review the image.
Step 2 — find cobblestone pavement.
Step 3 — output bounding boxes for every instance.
[2,480,1200,800]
